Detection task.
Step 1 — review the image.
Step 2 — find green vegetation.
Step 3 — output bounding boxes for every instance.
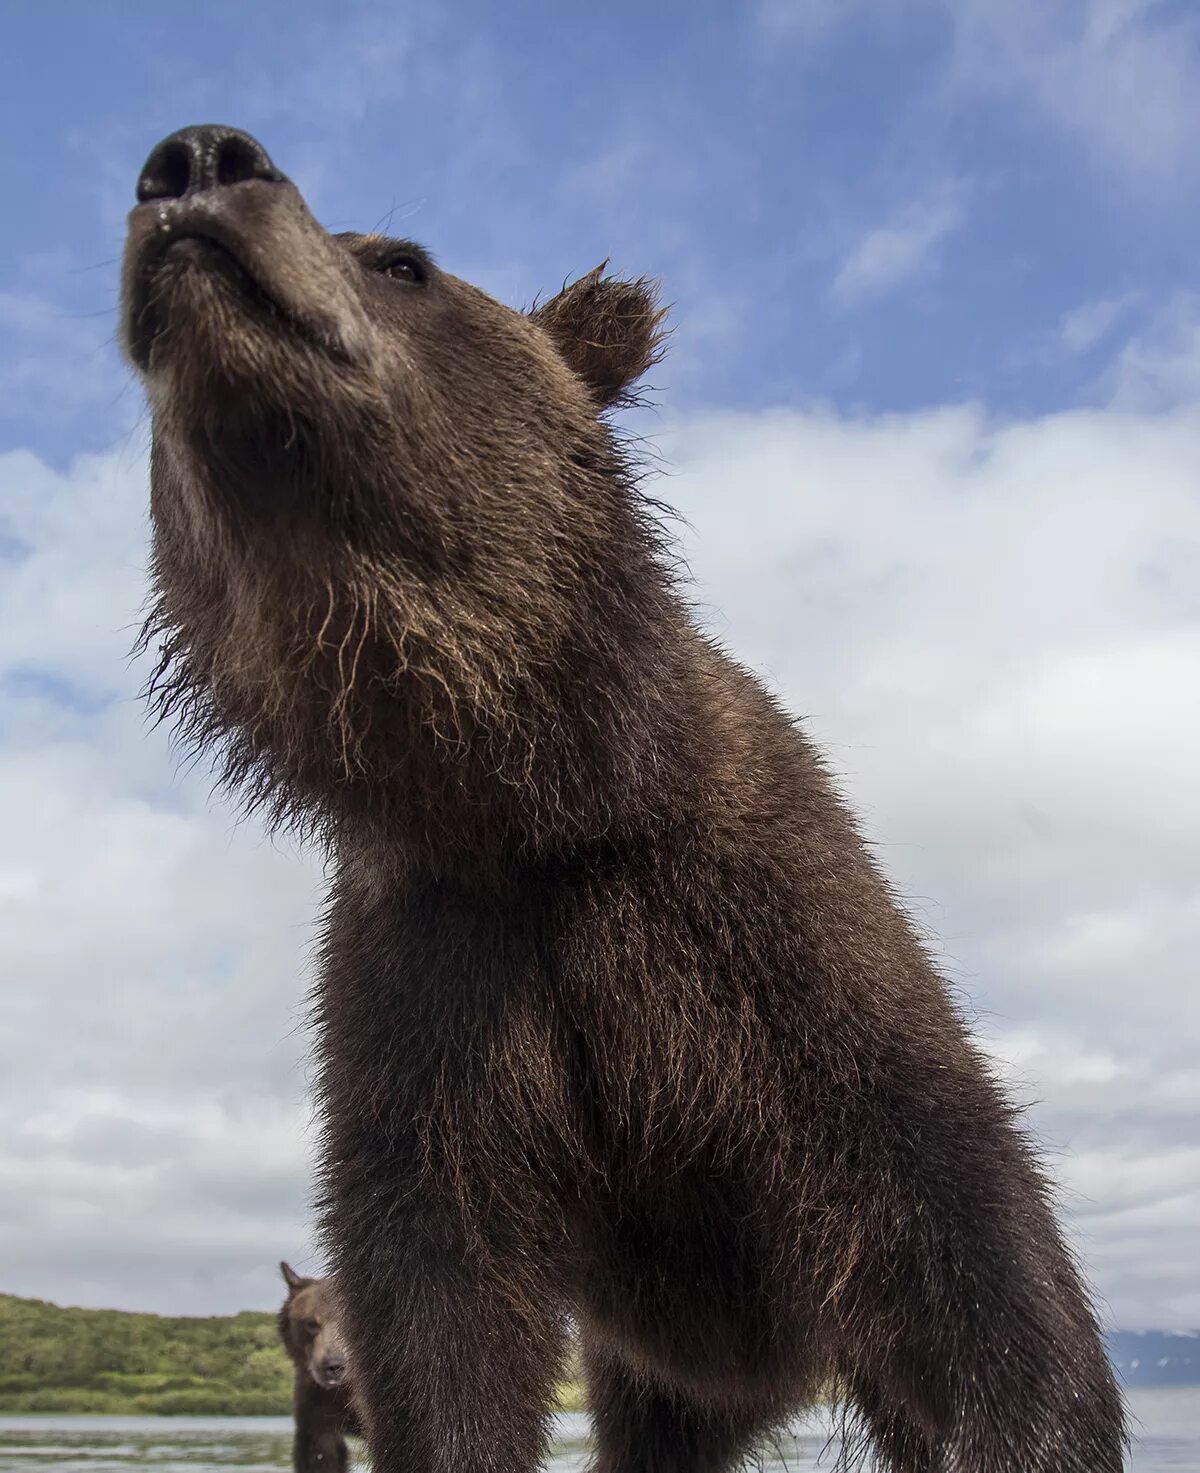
[0,1292,585,1416]
[0,1291,291,1414]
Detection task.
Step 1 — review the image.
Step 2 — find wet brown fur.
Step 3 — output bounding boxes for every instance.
[123,128,1127,1473]
[278,1263,360,1473]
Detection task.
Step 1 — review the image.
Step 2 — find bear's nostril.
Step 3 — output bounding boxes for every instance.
[215,134,266,188]
[137,140,193,204]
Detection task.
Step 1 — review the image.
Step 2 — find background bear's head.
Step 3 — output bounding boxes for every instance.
[277,1262,351,1393]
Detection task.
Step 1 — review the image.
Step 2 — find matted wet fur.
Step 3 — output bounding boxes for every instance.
[278,1263,360,1473]
[121,126,1127,1473]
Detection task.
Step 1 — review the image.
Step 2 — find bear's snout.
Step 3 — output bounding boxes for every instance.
[316,1352,347,1388]
[120,125,373,375]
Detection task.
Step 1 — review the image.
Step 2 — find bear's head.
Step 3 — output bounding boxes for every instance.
[278,1261,351,1393]
[120,126,685,868]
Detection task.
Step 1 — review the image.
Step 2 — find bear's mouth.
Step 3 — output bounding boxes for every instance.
[123,194,359,372]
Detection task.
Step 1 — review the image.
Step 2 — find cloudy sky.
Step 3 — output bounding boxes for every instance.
[1,0,1197,1330]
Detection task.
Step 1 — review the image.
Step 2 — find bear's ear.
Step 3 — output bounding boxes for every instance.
[280,1261,308,1292]
[531,265,668,409]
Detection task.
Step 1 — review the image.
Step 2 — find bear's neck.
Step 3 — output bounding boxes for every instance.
[322,604,703,880]
[167,567,702,882]
[147,449,711,878]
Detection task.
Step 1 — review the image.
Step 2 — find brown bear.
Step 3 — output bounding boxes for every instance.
[120,125,1127,1473]
[278,1262,360,1473]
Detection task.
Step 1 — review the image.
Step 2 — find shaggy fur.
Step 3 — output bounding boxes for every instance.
[122,125,1127,1473]
[278,1263,360,1473]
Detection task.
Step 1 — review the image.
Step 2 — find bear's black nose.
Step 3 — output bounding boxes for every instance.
[136,125,283,204]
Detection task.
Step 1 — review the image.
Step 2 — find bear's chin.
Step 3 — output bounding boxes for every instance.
[148,351,403,544]
[145,295,365,428]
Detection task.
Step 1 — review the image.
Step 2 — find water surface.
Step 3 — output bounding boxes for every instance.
[0,1390,1194,1471]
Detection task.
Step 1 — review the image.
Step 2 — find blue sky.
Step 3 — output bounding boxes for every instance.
[6,0,1200,467]
[1,1,1198,1332]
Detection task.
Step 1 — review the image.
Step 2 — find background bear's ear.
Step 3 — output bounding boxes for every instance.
[531,265,668,409]
[280,1261,308,1291]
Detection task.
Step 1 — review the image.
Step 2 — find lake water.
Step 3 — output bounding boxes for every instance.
[0,1390,1195,1471]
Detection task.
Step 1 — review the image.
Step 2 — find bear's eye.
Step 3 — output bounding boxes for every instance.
[380,255,426,285]
[304,1318,320,1333]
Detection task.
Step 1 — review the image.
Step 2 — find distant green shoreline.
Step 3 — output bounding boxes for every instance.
[0,1389,588,1417]
[0,1291,590,1417]
[0,1290,289,1415]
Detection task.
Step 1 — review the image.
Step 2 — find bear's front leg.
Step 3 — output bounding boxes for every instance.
[327,1193,568,1473]
[291,1412,350,1473]
[315,874,573,1473]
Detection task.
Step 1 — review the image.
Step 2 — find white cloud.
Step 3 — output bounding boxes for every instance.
[660,394,1199,1327]
[756,0,1200,189]
[1105,292,1200,410]
[831,185,965,306]
[0,447,148,696]
[1059,292,1144,355]
[944,0,1200,185]
[0,446,325,1314]
[0,291,129,430]
[755,0,873,43]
